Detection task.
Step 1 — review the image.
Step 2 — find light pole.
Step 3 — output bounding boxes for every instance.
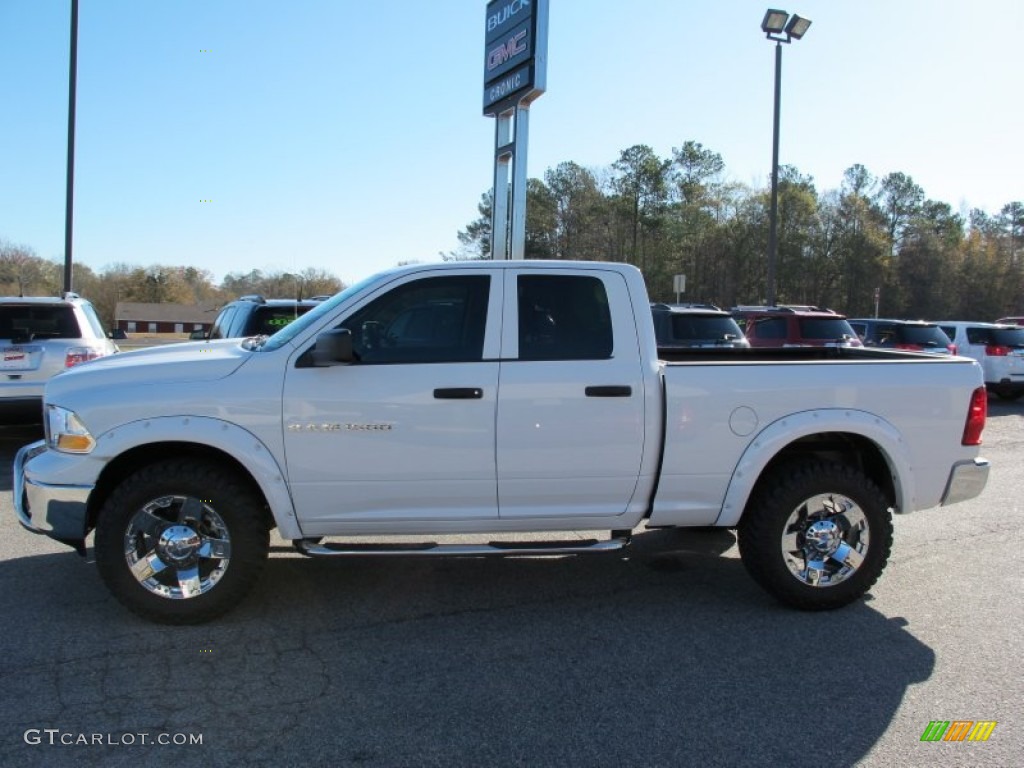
[64,0,79,294]
[761,9,811,307]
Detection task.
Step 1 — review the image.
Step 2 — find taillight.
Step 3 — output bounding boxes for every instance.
[948,344,958,355]
[962,386,987,446]
[894,343,922,352]
[65,347,100,368]
[985,344,1011,356]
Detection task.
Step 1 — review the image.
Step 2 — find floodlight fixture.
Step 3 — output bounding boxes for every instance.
[785,14,812,40]
[761,9,789,36]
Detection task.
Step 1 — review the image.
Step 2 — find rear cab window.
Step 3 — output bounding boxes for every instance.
[898,325,952,348]
[252,306,312,335]
[668,314,742,342]
[0,305,81,341]
[989,327,1024,348]
[798,317,857,341]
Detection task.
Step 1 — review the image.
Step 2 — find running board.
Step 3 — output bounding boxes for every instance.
[294,533,632,558]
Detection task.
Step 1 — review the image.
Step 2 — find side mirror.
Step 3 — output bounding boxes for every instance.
[189,329,208,340]
[108,328,128,340]
[311,328,354,366]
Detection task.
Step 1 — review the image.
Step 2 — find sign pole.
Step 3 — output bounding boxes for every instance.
[491,110,513,260]
[482,0,548,261]
[510,104,529,259]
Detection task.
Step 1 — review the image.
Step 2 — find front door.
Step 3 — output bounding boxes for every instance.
[282,271,502,531]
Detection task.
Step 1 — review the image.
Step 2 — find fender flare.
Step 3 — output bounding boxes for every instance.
[93,416,301,539]
[714,409,914,527]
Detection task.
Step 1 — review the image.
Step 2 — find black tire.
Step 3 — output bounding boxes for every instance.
[95,459,269,624]
[738,460,893,611]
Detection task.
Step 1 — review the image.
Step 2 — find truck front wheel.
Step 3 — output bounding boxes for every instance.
[94,459,269,624]
[738,460,893,610]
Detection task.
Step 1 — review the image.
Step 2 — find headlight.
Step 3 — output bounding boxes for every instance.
[45,405,96,453]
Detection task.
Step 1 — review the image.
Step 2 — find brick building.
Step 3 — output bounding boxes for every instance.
[115,301,221,334]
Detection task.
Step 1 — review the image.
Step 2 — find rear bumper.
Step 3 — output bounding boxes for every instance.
[986,378,1024,396]
[14,440,93,548]
[940,457,990,506]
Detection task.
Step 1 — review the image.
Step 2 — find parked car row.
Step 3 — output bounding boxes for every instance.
[650,303,1024,400]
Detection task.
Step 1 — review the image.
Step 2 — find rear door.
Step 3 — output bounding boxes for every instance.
[496,269,647,519]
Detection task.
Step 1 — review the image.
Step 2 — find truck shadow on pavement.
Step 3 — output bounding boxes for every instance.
[1,529,933,768]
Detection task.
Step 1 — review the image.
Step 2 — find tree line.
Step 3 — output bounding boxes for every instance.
[5,140,1021,329]
[0,245,345,329]
[451,141,1024,320]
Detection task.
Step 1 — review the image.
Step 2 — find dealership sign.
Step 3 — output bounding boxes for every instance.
[483,0,548,114]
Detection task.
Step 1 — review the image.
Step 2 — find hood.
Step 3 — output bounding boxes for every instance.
[46,339,253,400]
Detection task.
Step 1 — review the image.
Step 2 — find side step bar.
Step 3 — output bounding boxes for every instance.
[294,532,632,558]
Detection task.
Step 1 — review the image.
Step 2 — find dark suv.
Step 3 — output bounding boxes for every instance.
[847,319,956,355]
[650,303,749,349]
[193,296,325,340]
[731,305,861,348]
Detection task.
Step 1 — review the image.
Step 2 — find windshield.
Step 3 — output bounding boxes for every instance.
[261,271,385,351]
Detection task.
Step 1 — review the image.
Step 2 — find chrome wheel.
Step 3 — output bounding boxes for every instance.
[780,493,868,587]
[123,495,232,600]
[738,460,893,610]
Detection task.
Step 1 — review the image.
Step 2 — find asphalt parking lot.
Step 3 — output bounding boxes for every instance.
[0,401,1021,767]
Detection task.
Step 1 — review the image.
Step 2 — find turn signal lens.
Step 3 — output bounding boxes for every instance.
[45,405,96,454]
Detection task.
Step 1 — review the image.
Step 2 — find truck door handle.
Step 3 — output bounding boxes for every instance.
[433,388,484,399]
[585,385,632,397]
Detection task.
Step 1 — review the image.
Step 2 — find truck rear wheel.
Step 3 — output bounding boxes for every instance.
[95,459,269,624]
[738,460,892,610]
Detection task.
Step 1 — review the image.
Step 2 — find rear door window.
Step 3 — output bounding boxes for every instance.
[965,327,993,345]
[750,317,787,339]
[208,307,237,340]
[517,275,613,360]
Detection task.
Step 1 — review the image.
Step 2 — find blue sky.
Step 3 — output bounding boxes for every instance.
[1,0,1021,287]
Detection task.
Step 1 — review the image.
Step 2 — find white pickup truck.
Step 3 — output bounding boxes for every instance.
[14,261,990,623]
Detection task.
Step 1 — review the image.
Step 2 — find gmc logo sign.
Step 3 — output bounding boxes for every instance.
[482,0,547,115]
[487,29,527,73]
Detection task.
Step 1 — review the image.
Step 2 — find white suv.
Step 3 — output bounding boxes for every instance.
[936,321,1024,400]
[0,294,119,420]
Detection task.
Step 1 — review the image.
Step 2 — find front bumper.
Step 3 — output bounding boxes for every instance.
[940,457,990,506]
[14,440,93,551]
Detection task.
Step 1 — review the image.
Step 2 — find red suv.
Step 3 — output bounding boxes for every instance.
[731,305,862,348]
